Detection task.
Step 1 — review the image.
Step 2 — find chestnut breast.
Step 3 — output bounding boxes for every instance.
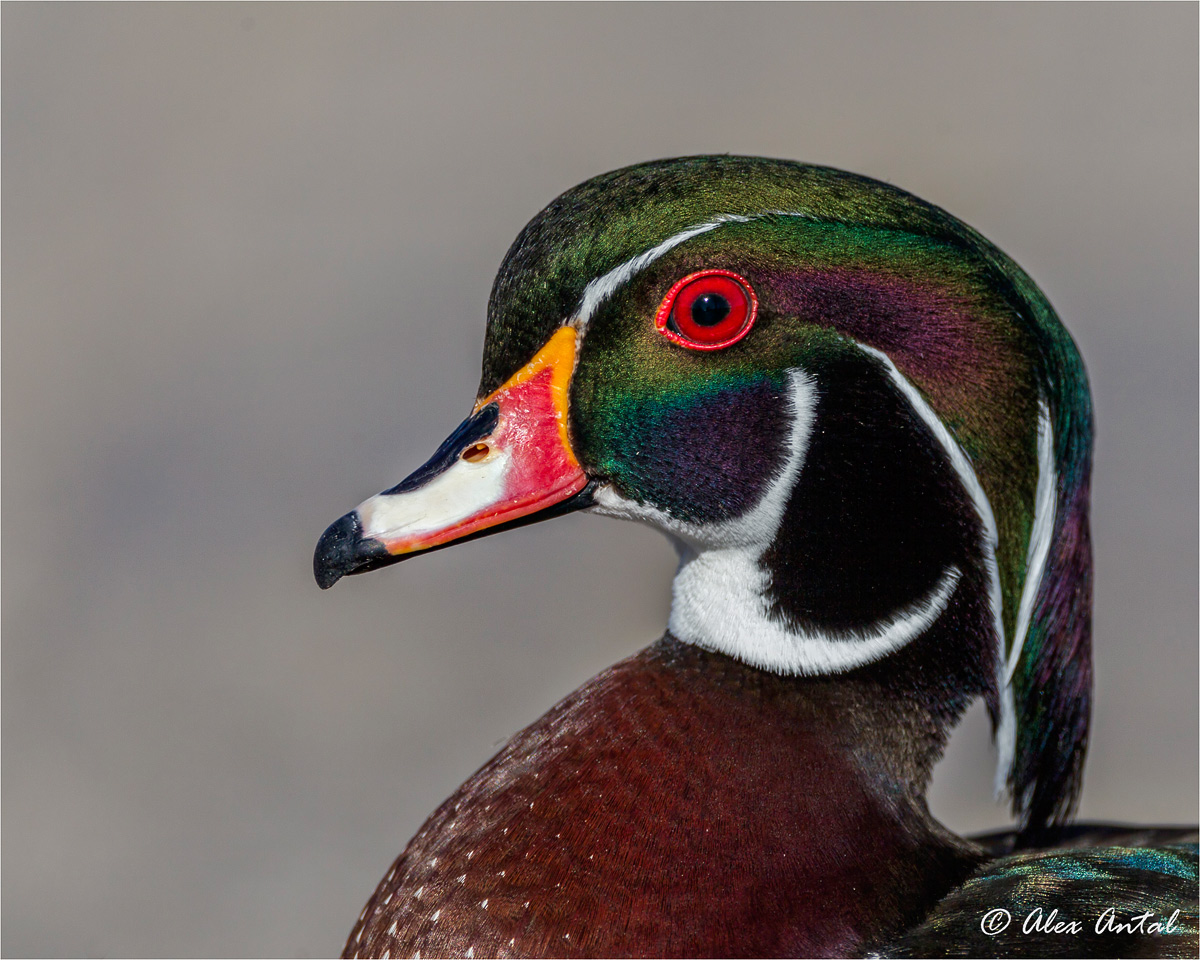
[345,639,976,958]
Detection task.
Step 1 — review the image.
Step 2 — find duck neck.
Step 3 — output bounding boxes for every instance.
[660,614,983,814]
[623,632,984,952]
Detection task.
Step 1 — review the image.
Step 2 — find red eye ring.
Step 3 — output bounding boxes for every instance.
[655,269,758,351]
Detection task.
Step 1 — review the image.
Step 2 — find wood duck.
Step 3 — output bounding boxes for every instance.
[314,157,1197,958]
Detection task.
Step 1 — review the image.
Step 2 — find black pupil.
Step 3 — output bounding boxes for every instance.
[690,292,731,327]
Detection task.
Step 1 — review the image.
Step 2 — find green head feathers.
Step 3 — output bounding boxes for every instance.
[481,156,1093,835]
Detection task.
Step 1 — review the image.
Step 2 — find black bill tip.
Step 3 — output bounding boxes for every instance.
[313,511,392,589]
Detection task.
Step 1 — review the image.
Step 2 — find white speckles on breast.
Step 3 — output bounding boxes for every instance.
[465,947,474,958]
[387,921,397,936]
[382,892,392,905]
[381,951,389,960]
[480,898,488,910]
[431,909,441,922]
[499,869,506,877]
[466,849,474,860]
[456,874,466,884]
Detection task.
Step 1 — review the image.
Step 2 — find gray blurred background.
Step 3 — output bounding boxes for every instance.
[4,4,1196,956]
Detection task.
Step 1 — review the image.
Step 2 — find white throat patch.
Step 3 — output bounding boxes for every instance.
[589,368,965,676]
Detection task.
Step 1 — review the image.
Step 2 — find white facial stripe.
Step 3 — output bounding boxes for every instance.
[569,209,821,334]
[592,369,963,675]
[1007,403,1056,683]
[358,449,512,543]
[593,352,1003,684]
[571,215,753,332]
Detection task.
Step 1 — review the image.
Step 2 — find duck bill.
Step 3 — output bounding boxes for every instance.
[314,327,592,589]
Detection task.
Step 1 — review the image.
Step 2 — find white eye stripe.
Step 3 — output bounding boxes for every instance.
[570,216,750,332]
[569,210,817,333]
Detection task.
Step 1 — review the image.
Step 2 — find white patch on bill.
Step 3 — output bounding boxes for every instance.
[358,448,512,544]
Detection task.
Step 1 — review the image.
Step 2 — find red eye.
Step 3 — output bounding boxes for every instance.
[655,269,758,350]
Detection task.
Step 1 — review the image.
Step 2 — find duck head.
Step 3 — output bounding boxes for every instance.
[314,156,1093,839]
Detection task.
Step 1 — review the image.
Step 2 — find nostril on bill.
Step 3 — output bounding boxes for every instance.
[462,443,491,463]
